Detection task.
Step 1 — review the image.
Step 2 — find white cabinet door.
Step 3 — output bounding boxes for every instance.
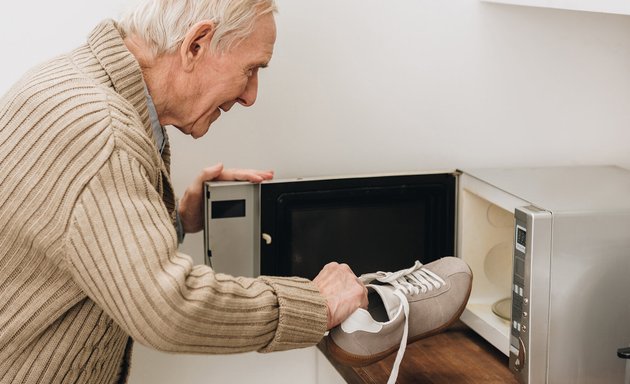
[316,349,346,384]
[129,345,320,384]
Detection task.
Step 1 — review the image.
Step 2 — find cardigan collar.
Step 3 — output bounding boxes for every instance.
[86,20,177,222]
[87,20,153,139]
[85,19,173,173]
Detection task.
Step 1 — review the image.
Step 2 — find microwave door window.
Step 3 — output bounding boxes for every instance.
[289,201,426,279]
[260,174,456,278]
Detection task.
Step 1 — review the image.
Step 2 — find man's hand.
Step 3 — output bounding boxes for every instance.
[178,163,274,233]
[313,262,369,330]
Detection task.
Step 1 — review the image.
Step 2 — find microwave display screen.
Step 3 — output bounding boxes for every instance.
[516,225,527,253]
[212,199,246,219]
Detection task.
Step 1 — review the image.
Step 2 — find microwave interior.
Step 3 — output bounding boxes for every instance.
[457,172,529,356]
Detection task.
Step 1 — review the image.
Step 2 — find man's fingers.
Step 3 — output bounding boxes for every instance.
[196,163,224,183]
[218,169,274,183]
[194,165,274,185]
[313,262,368,329]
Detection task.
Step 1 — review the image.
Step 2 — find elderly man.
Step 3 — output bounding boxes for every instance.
[0,0,368,382]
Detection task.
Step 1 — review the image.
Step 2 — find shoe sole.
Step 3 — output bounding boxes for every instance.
[326,271,473,367]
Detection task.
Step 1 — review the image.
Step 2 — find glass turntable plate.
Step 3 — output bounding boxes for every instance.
[491,297,512,321]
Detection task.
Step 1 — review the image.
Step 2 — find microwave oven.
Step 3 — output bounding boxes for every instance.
[203,166,630,383]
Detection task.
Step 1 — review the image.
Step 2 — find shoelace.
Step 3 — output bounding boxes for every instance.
[363,261,446,384]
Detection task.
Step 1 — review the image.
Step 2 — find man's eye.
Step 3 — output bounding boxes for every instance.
[246,69,254,77]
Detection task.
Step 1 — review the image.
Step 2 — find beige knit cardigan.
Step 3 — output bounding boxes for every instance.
[0,20,328,384]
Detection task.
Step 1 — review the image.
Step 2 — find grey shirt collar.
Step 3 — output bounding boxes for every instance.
[144,87,185,244]
[145,87,167,155]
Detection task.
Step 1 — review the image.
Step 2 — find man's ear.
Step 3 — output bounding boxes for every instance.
[180,20,216,72]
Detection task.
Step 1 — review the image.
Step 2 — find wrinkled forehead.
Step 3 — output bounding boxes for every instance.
[218,10,276,55]
[229,12,276,60]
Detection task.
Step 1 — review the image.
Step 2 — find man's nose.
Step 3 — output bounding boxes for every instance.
[237,71,259,107]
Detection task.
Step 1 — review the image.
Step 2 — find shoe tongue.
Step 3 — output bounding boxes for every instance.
[368,284,401,320]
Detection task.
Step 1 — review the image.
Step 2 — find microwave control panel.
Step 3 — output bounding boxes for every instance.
[510,206,552,384]
[510,223,528,374]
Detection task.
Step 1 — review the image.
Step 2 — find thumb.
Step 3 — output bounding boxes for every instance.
[197,163,224,183]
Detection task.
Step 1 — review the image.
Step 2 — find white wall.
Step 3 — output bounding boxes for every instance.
[170,0,630,188]
[2,1,630,383]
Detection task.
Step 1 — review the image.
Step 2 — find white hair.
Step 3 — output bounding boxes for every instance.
[118,0,277,56]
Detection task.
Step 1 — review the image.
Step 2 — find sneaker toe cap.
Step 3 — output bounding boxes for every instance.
[427,256,472,279]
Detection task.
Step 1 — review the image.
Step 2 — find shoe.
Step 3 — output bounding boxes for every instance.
[326,257,472,383]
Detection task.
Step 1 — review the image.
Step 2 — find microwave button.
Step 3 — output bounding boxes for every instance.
[523,311,528,318]
[523,297,529,305]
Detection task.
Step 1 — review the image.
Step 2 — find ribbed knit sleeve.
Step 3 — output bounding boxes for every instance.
[64,149,328,354]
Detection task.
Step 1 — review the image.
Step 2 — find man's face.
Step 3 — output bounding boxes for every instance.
[174,13,277,138]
